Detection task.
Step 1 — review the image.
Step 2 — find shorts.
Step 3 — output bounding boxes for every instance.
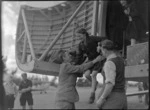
[55,100,75,109]
[89,59,106,73]
[20,94,33,106]
[6,94,15,108]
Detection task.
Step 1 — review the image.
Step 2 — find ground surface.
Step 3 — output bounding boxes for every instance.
[14,86,148,109]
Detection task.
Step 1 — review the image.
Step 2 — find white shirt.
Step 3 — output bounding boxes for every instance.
[103,53,117,86]
[3,82,18,95]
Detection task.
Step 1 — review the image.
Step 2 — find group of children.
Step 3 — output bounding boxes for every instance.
[3,73,33,110]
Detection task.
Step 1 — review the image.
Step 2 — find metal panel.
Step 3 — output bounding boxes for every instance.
[125,64,149,81]
[33,60,60,76]
[126,42,148,66]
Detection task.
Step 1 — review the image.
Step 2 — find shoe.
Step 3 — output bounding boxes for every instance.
[88,92,95,104]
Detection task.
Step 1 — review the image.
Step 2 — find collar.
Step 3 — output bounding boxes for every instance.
[23,79,28,83]
[106,53,117,61]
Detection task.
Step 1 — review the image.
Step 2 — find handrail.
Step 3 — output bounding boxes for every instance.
[126,90,149,96]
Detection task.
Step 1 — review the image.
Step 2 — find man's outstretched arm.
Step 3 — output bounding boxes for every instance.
[62,56,104,74]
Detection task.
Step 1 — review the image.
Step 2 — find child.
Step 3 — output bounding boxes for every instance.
[55,50,103,109]
[3,75,18,110]
[74,28,106,103]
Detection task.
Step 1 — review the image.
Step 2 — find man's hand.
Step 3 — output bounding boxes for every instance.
[92,55,105,64]
[124,9,128,15]
[96,97,106,108]
[19,87,32,93]
[129,16,132,21]
[14,94,17,99]
[124,8,130,15]
[19,89,25,93]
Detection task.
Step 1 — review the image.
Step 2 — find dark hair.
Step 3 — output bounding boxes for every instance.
[22,73,27,76]
[101,39,115,50]
[57,50,66,64]
[76,28,89,37]
[69,51,76,57]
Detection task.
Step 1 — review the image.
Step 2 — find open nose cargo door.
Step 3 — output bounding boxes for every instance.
[15,1,102,76]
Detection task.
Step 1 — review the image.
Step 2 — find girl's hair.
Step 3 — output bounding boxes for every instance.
[76,28,89,37]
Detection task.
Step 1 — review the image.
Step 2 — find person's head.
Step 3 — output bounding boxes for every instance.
[64,51,76,63]
[59,50,76,64]
[97,42,101,53]
[120,0,127,6]
[21,73,27,80]
[52,50,66,64]
[99,39,115,57]
[4,74,13,83]
[120,0,133,6]
[76,28,89,40]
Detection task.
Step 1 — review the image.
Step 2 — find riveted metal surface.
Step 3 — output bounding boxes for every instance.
[126,42,148,66]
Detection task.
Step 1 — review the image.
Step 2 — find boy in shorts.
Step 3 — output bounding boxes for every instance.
[19,73,33,110]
